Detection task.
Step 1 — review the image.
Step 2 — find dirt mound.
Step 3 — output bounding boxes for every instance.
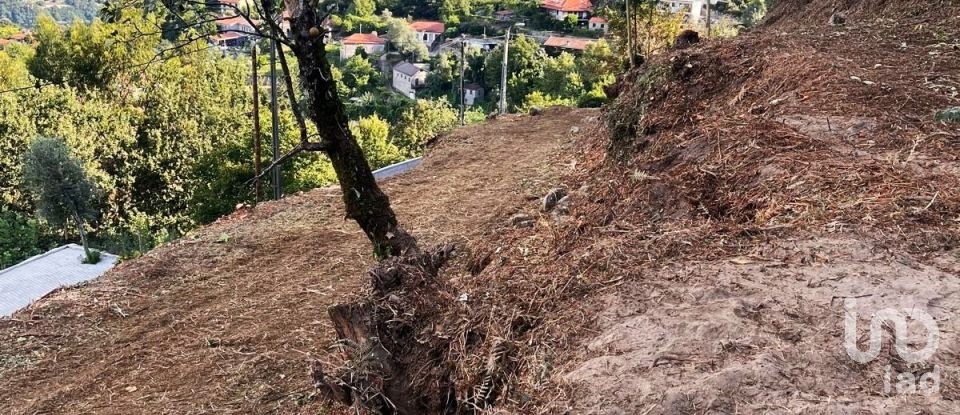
[592,13,960,261]
[764,0,960,28]
[540,8,960,414]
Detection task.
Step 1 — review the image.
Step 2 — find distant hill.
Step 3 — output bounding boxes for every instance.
[0,0,101,28]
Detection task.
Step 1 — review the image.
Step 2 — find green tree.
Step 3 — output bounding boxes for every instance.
[349,0,377,18]
[350,114,404,168]
[28,14,157,90]
[741,0,767,27]
[21,137,99,262]
[539,52,584,99]
[394,99,458,153]
[483,34,546,111]
[520,90,575,112]
[564,13,579,30]
[340,55,379,95]
[386,17,428,61]
[440,0,471,25]
[578,39,616,89]
[0,211,42,269]
[420,52,456,99]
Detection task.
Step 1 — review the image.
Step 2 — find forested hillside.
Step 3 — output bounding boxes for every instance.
[0,13,464,267]
[0,0,101,27]
[0,0,645,268]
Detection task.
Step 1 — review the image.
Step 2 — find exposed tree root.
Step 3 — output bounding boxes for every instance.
[313,244,460,414]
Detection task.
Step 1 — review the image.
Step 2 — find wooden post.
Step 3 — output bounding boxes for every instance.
[459,37,466,125]
[706,0,712,38]
[251,43,262,204]
[626,0,634,67]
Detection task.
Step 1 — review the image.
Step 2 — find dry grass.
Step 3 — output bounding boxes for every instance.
[0,108,597,414]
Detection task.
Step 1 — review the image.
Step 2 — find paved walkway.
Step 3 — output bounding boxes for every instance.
[0,244,118,317]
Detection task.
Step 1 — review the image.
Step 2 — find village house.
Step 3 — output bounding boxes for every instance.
[340,32,386,61]
[464,84,485,106]
[0,30,32,48]
[664,0,708,23]
[588,16,608,32]
[211,0,239,14]
[543,35,595,52]
[540,0,593,23]
[464,37,501,52]
[494,9,515,21]
[392,62,429,99]
[212,15,259,47]
[409,21,445,49]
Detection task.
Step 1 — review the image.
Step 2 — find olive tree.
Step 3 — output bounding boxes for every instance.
[22,137,99,262]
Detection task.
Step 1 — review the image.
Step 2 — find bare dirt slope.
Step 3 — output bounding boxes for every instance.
[0,108,597,414]
[3,2,960,414]
[545,3,960,413]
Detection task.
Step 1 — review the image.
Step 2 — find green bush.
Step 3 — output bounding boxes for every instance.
[82,249,101,264]
[936,107,960,123]
[0,211,42,269]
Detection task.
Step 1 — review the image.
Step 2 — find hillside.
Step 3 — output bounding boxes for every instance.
[2,0,960,414]
[0,108,597,413]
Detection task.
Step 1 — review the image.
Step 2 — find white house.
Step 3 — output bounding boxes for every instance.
[465,37,501,52]
[541,0,593,22]
[340,32,386,61]
[588,16,608,32]
[409,21,445,49]
[392,62,429,99]
[464,84,484,106]
[213,15,259,47]
[664,0,707,23]
[494,9,515,21]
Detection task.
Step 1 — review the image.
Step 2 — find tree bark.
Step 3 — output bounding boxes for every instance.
[72,210,91,260]
[283,2,417,258]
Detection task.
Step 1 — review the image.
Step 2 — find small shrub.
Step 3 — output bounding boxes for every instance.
[936,107,960,123]
[83,249,101,264]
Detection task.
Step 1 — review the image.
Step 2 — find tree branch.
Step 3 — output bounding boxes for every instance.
[248,140,330,187]
[274,39,313,146]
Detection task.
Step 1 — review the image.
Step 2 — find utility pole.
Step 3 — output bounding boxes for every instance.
[499,27,511,115]
[459,37,466,125]
[269,30,281,200]
[706,0,712,38]
[251,43,262,204]
[626,0,634,67]
[499,23,523,114]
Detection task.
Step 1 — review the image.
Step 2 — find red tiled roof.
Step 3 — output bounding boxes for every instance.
[216,15,258,28]
[8,31,30,41]
[541,0,593,12]
[0,31,32,46]
[409,21,445,33]
[211,32,244,41]
[543,36,594,51]
[589,16,607,24]
[342,33,386,45]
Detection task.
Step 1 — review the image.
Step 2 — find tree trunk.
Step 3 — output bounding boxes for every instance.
[285,4,417,258]
[73,210,91,260]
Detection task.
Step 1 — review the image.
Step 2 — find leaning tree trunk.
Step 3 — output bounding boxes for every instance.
[283,3,417,259]
[275,3,469,414]
[70,203,92,261]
